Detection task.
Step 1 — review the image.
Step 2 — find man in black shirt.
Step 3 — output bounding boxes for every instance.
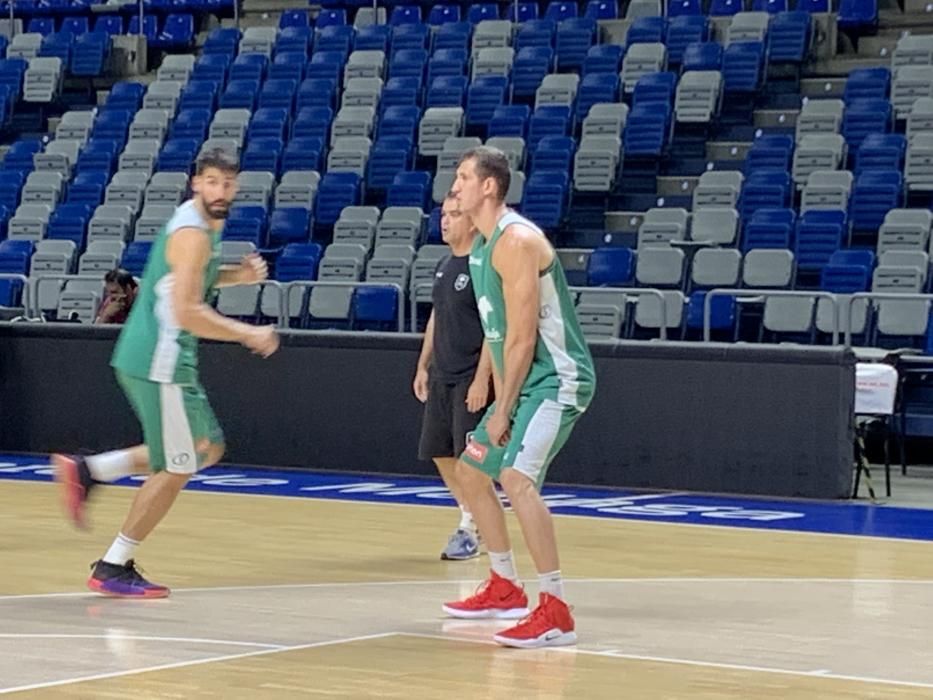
[413,194,492,560]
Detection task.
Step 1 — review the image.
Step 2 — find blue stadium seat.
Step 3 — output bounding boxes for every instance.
[745,134,794,173]
[368,137,415,190]
[584,0,619,20]
[71,32,110,77]
[378,105,422,139]
[387,170,432,209]
[528,105,572,151]
[467,3,499,23]
[269,207,311,245]
[277,243,322,283]
[292,106,333,142]
[426,205,442,242]
[354,24,390,52]
[298,76,338,110]
[632,72,677,107]
[0,171,23,211]
[710,0,743,15]
[428,48,468,84]
[669,0,702,15]
[282,137,324,174]
[768,12,811,64]
[466,74,509,130]
[546,1,578,21]
[433,21,472,52]
[583,44,623,75]
[555,18,595,71]
[0,240,31,306]
[508,2,540,22]
[231,53,268,82]
[314,172,362,227]
[842,98,893,150]
[754,0,788,12]
[429,5,462,25]
[667,16,709,65]
[152,14,195,50]
[220,79,260,110]
[855,133,905,175]
[61,17,89,36]
[93,109,132,144]
[203,27,241,55]
[171,108,211,141]
[390,48,428,81]
[531,135,576,173]
[521,170,569,229]
[795,210,845,276]
[226,206,268,247]
[121,241,152,278]
[316,9,347,29]
[682,41,722,71]
[488,104,531,138]
[427,75,467,108]
[47,203,93,250]
[798,0,829,9]
[279,9,309,29]
[391,24,430,53]
[850,170,902,233]
[27,17,55,36]
[685,291,737,337]
[94,16,124,35]
[192,54,230,83]
[269,52,306,82]
[39,33,72,67]
[723,42,765,93]
[576,71,619,121]
[838,0,878,32]
[351,286,400,331]
[739,173,792,220]
[76,138,118,176]
[315,25,354,54]
[66,172,108,206]
[381,77,423,111]
[276,27,311,55]
[627,16,666,45]
[844,67,890,104]
[623,102,672,159]
[391,5,422,25]
[259,79,298,111]
[513,46,554,98]
[587,247,634,286]
[180,80,220,112]
[742,207,796,251]
[158,139,201,173]
[248,107,288,140]
[514,19,555,51]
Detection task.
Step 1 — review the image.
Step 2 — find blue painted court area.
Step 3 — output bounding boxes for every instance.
[3,453,933,542]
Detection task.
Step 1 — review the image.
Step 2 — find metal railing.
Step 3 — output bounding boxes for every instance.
[841,292,933,349]
[571,286,669,340]
[703,289,841,344]
[284,280,405,332]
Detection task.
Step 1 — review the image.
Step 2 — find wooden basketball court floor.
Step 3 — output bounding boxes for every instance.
[3,477,933,698]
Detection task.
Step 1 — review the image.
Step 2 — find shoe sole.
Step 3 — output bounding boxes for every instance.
[493,630,578,649]
[441,604,530,619]
[87,578,171,599]
[440,550,481,561]
[52,454,86,530]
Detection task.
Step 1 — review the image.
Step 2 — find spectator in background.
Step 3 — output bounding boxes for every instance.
[95,269,138,324]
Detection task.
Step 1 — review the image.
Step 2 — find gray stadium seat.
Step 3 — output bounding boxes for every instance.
[621,43,667,94]
[675,71,722,123]
[473,47,515,79]
[573,135,622,192]
[638,208,689,247]
[471,20,512,54]
[743,249,795,288]
[88,204,134,242]
[634,291,685,331]
[275,171,321,210]
[792,134,846,187]
[892,66,933,120]
[635,246,686,287]
[690,208,738,245]
[145,172,188,205]
[800,170,854,212]
[438,136,483,171]
[344,51,386,83]
[581,102,629,137]
[419,108,465,157]
[22,171,65,205]
[236,171,277,207]
[8,203,52,240]
[692,170,743,209]
[877,209,933,254]
[134,203,176,241]
[376,207,424,246]
[691,248,741,288]
[905,132,933,191]
[727,12,770,45]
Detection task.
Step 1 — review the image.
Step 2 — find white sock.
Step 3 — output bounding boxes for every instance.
[87,450,136,482]
[489,550,518,582]
[458,506,475,533]
[539,570,564,600]
[103,533,140,566]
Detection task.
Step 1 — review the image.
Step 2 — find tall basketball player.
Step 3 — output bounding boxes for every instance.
[52,148,279,598]
[442,146,597,648]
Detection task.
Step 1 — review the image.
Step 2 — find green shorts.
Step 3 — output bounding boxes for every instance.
[116,370,224,474]
[459,395,583,489]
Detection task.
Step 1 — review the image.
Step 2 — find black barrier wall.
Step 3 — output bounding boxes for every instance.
[0,325,856,498]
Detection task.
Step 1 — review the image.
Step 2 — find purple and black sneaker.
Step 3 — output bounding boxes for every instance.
[87,560,170,599]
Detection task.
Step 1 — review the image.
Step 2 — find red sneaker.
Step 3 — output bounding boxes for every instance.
[442,571,530,619]
[52,454,92,529]
[493,593,577,648]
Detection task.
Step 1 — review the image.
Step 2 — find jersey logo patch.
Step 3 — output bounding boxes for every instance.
[540,304,552,320]
[464,438,488,463]
[478,295,494,325]
[454,273,469,291]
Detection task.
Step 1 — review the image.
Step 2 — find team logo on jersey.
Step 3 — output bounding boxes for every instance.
[172,452,191,467]
[540,304,552,320]
[464,437,488,463]
[478,296,494,324]
[454,273,469,291]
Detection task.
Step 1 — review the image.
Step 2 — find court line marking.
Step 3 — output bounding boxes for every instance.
[2,576,933,602]
[0,633,284,649]
[398,632,933,691]
[0,631,397,695]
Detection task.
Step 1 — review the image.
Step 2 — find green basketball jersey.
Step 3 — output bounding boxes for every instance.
[111,200,222,385]
[469,211,596,410]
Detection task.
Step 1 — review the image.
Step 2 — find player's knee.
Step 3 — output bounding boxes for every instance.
[456,460,491,491]
[500,467,536,500]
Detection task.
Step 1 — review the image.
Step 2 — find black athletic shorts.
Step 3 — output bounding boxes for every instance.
[418,375,486,461]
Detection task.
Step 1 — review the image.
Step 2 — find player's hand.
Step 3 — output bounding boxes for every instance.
[242,325,279,358]
[413,366,429,403]
[237,253,268,286]
[465,377,489,413]
[486,410,511,448]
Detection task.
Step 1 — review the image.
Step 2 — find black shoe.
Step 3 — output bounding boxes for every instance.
[88,559,170,598]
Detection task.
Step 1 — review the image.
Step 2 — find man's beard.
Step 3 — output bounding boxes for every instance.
[206,202,231,220]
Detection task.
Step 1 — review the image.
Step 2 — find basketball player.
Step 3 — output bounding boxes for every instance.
[442,146,596,648]
[413,194,492,560]
[52,148,279,598]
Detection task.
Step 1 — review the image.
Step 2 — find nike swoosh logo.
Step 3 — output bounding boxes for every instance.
[544,630,561,641]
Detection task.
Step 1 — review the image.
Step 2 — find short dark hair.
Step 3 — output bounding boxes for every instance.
[196,147,239,176]
[458,146,510,201]
[104,268,137,289]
